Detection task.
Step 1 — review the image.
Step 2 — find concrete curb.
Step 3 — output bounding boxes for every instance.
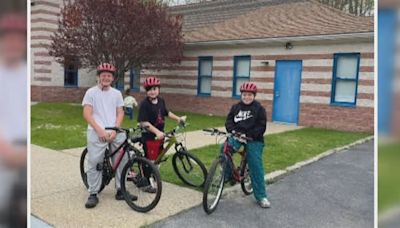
[223,135,374,197]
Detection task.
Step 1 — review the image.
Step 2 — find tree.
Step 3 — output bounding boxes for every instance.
[318,0,374,16]
[49,0,184,84]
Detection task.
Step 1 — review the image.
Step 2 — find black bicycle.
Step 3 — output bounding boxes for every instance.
[202,128,253,214]
[80,127,162,213]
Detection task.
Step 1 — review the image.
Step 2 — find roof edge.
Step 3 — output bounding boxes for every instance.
[185,32,374,46]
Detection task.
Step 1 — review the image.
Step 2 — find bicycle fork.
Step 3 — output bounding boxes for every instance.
[177,152,194,173]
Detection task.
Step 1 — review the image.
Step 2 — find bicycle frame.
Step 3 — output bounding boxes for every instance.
[222,140,247,182]
[106,135,139,172]
[153,135,183,164]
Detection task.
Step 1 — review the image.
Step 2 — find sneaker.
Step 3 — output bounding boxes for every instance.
[85,194,99,208]
[134,176,150,188]
[115,190,138,201]
[258,198,271,208]
[141,185,157,194]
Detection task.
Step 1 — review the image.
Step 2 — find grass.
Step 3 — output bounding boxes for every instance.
[31,102,372,192]
[160,128,370,189]
[378,142,400,213]
[31,102,226,150]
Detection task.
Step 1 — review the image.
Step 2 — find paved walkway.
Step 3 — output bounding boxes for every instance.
[31,145,203,227]
[31,122,302,227]
[151,141,374,228]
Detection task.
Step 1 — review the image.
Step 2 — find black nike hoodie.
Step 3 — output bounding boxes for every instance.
[225,100,267,143]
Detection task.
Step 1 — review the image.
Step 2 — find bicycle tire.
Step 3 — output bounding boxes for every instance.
[172,150,207,187]
[120,157,162,213]
[203,156,225,214]
[240,159,253,195]
[80,148,106,193]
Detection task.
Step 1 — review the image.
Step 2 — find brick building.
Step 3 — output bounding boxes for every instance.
[31,0,374,132]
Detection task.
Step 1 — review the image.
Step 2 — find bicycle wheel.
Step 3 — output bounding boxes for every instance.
[79,148,106,193]
[203,156,225,214]
[240,159,253,195]
[120,157,162,213]
[172,150,207,187]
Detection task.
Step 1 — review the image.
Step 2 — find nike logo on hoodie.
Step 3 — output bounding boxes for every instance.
[234,110,253,123]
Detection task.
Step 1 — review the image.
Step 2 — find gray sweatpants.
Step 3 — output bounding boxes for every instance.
[87,129,127,194]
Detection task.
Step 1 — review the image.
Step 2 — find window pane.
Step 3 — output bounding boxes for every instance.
[334,80,356,103]
[235,78,249,96]
[336,55,358,79]
[200,77,211,94]
[200,60,212,76]
[236,58,250,77]
[64,70,77,86]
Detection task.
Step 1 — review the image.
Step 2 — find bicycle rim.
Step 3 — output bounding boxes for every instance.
[240,160,253,195]
[203,158,225,214]
[80,148,106,193]
[172,151,207,187]
[121,157,162,213]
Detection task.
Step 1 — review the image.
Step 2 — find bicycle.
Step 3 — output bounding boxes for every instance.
[150,121,208,188]
[80,127,162,213]
[202,128,253,214]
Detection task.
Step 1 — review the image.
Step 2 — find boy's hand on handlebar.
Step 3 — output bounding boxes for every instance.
[156,131,165,140]
[238,134,247,143]
[107,130,117,142]
[178,115,187,126]
[97,129,108,142]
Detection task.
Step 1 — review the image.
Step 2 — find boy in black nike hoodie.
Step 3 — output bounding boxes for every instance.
[225,82,270,208]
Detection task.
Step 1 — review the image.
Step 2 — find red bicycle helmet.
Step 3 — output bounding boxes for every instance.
[0,13,26,33]
[144,76,161,90]
[97,63,116,74]
[240,82,257,94]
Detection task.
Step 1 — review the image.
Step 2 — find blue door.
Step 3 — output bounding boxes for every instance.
[273,60,302,124]
[378,9,396,135]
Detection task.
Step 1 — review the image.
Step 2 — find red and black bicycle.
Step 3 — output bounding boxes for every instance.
[202,128,253,214]
[80,127,162,213]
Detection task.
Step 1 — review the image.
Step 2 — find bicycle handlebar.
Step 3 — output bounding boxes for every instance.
[105,127,131,134]
[105,126,143,142]
[202,128,253,141]
[155,121,187,140]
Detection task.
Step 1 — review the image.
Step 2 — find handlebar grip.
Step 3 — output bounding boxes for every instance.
[105,127,131,134]
[202,128,214,132]
[105,127,122,132]
[244,136,253,141]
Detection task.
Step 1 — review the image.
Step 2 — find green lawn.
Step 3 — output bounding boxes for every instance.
[31,102,226,150]
[32,102,372,192]
[378,142,400,212]
[160,128,370,188]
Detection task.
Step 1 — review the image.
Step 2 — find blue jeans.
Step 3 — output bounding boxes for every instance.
[222,137,267,201]
[124,107,133,120]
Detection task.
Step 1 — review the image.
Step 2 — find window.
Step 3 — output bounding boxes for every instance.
[64,61,78,87]
[331,53,360,106]
[198,57,213,96]
[233,56,251,97]
[130,67,140,92]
